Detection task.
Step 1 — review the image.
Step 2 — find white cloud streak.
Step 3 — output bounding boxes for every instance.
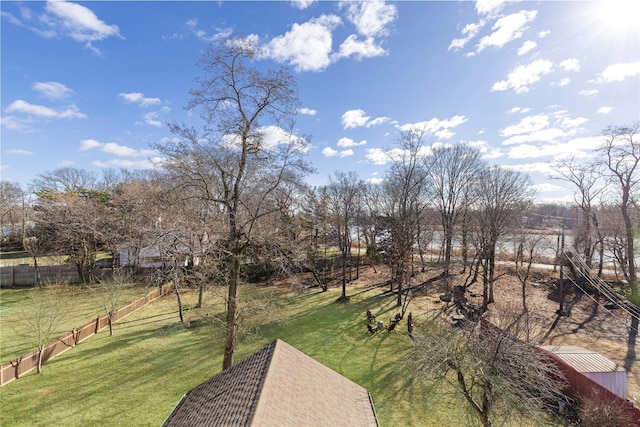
[118,92,162,107]
[5,99,86,119]
[477,10,537,52]
[597,61,640,82]
[33,81,73,99]
[491,59,553,93]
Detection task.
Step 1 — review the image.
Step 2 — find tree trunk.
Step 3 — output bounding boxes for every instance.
[37,347,43,374]
[174,272,184,325]
[223,254,240,370]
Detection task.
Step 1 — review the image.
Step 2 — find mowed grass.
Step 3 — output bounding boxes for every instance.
[0,284,152,362]
[0,281,557,427]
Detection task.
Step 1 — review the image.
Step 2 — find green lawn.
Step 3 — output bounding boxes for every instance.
[0,284,152,362]
[0,281,559,426]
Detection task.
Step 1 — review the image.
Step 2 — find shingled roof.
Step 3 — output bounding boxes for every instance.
[163,339,379,427]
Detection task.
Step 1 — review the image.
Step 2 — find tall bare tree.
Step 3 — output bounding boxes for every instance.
[551,157,605,268]
[157,37,311,369]
[473,166,534,309]
[425,143,483,288]
[598,122,639,299]
[598,122,640,371]
[326,171,362,302]
[381,129,430,308]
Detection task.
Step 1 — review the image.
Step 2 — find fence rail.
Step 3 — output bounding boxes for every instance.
[0,282,174,387]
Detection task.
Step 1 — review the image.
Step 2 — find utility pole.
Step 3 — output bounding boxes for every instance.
[557,221,567,316]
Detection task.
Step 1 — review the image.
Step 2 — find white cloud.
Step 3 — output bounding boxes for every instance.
[118,92,162,107]
[500,114,549,137]
[507,106,531,114]
[449,21,484,51]
[491,59,553,93]
[338,138,364,148]
[264,15,341,72]
[33,81,72,99]
[517,40,536,56]
[477,10,537,52]
[502,128,567,146]
[365,145,433,165]
[559,58,581,72]
[532,183,563,192]
[475,0,511,16]
[538,29,550,38]
[92,158,162,170]
[335,35,385,60]
[553,77,570,86]
[291,0,315,10]
[1,115,34,132]
[143,112,163,127]
[342,1,398,38]
[298,107,317,116]
[367,177,384,184]
[322,146,338,157]
[596,106,613,114]
[506,136,600,160]
[259,125,309,152]
[342,109,369,129]
[26,1,123,54]
[398,115,467,139]
[339,149,354,157]
[5,99,86,119]
[597,61,640,82]
[79,139,102,151]
[79,139,158,157]
[5,148,34,156]
[558,116,588,129]
[579,89,598,96]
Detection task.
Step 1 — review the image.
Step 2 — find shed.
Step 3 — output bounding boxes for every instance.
[540,345,627,399]
[163,339,379,427]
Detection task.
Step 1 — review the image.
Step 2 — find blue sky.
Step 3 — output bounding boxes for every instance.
[2,0,639,202]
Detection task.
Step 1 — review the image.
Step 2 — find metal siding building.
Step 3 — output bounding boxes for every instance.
[540,345,627,399]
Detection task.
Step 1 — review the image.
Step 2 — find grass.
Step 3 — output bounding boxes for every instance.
[0,283,152,362]
[0,279,559,426]
[0,251,112,267]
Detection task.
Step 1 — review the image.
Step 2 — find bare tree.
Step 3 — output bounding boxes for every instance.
[0,181,30,251]
[34,190,113,284]
[598,122,640,372]
[598,122,639,299]
[473,166,534,309]
[96,272,132,336]
[32,167,97,195]
[326,171,362,302]
[157,36,311,370]
[425,143,483,288]
[550,157,605,268]
[18,285,68,373]
[380,129,430,308]
[408,316,565,427]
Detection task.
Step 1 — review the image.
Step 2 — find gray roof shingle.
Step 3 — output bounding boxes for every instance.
[163,339,378,427]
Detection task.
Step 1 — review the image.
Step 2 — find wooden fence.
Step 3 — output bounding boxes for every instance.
[0,282,174,387]
[0,265,113,287]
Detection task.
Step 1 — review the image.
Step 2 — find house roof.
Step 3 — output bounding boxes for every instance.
[539,345,625,373]
[163,339,379,427]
